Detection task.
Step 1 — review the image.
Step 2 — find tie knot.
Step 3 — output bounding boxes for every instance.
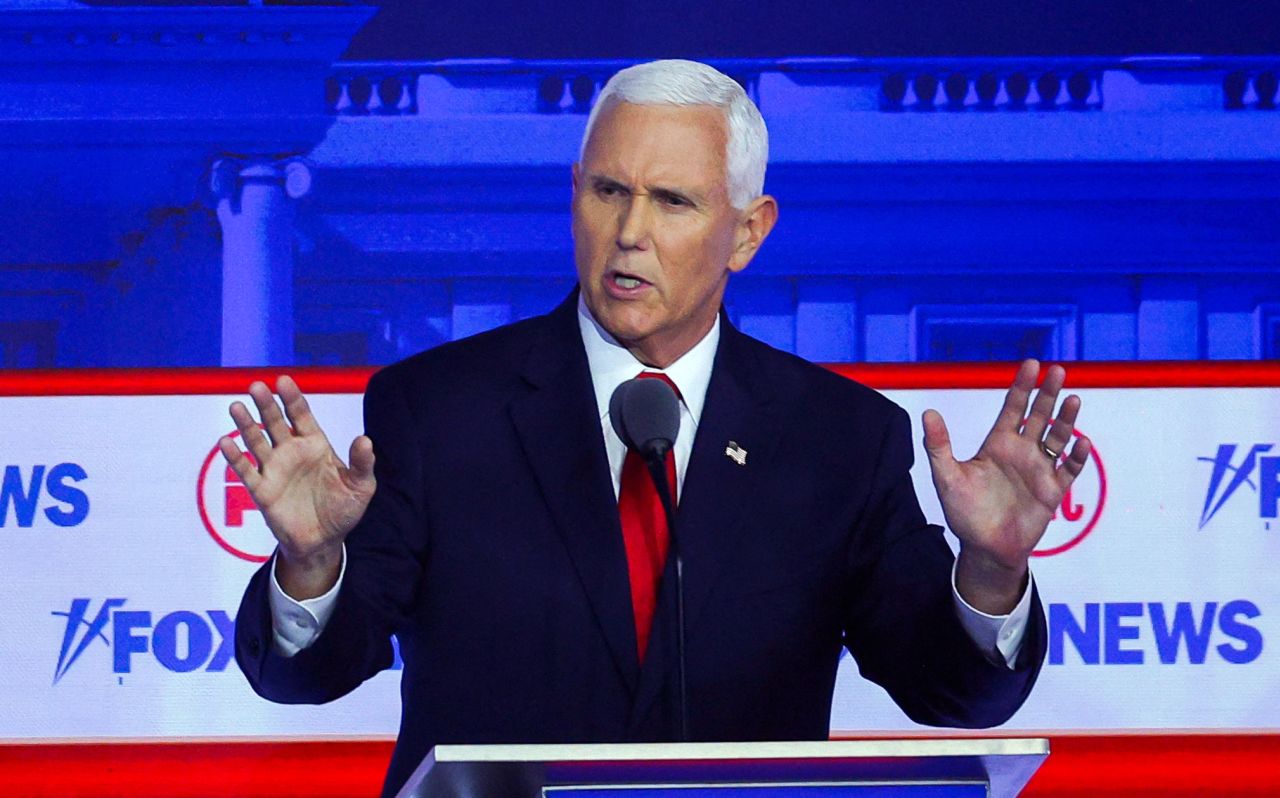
[635,370,682,401]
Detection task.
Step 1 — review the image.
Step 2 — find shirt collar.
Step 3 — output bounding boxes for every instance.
[577,293,719,427]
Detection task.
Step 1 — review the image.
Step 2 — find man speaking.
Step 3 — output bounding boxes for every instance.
[224,59,1091,797]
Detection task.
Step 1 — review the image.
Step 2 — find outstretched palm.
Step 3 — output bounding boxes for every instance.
[922,360,1091,609]
[219,376,375,570]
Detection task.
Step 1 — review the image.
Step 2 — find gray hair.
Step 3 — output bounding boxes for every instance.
[578,59,768,209]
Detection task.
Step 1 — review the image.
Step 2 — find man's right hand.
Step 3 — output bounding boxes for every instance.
[219,375,376,600]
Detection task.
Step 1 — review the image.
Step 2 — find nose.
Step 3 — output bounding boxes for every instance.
[616,194,651,251]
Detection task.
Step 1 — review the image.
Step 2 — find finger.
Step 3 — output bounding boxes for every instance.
[277,375,322,437]
[1042,394,1081,459]
[922,409,960,488]
[229,401,272,465]
[1022,363,1066,441]
[248,380,292,445]
[346,435,377,490]
[1056,435,1092,493]
[992,359,1040,434]
[218,436,261,491]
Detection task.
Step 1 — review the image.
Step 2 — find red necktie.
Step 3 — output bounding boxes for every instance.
[617,371,680,662]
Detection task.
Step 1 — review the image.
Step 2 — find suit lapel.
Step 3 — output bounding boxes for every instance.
[508,295,641,693]
[629,316,783,735]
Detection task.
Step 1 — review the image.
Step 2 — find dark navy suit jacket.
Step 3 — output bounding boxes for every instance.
[235,292,1047,797]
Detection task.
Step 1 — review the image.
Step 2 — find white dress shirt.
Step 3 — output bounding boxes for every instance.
[270,298,1033,668]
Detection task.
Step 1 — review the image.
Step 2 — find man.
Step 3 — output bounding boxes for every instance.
[226,60,1090,797]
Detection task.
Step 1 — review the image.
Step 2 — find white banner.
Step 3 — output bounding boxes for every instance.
[1,385,1276,739]
[836,387,1280,733]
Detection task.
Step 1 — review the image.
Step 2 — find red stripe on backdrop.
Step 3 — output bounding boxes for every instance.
[0,368,378,396]
[2,735,1280,796]
[0,739,394,798]
[824,360,1280,389]
[1023,734,1280,796]
[0,361,1278,396]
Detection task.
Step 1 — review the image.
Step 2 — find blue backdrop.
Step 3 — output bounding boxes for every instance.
[3,2,1278,368]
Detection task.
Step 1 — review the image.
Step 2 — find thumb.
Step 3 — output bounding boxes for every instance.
[347,435,376,489]
[921,409,958,483]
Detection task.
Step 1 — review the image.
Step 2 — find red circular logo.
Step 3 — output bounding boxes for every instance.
[196,430,273,563]
[1031,428,1106,557]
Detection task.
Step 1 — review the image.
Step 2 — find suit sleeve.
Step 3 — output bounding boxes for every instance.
[841,405,1047,728]
[234,368,429,704]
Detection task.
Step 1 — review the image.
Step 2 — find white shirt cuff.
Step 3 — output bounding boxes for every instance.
[267,544,346,657]
[950,560,1033,669]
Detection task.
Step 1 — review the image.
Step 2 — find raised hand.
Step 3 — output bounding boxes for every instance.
[219,375,376,599]
[921,359,1091,614]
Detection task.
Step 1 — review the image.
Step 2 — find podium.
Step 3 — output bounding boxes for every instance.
[395,739,1048,798]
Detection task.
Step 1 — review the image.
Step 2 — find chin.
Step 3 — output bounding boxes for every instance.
[584,292,643,330]
[601,316,652,346]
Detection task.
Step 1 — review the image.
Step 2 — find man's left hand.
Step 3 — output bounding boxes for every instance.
[922,359,1091,615]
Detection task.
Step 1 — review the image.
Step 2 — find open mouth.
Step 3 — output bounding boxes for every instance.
[607,270,652,293]
[613,274,646,289]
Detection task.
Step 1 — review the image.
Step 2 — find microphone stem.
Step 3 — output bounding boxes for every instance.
[645,453,688,743]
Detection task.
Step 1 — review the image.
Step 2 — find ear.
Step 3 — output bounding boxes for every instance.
[727,194,779,274]
[571,162,581,194]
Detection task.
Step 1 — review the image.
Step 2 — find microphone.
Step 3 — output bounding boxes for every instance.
[608,377,689,742]
[609,377,680,463]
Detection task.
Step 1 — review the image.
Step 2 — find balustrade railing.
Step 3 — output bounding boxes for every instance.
[326,56,1280,116]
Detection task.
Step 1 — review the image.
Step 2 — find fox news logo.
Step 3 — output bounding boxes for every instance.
[1050,599,1263,665]
[1198,444,1279,530]
[52,598,403,684]
[51,598,234,684]
[1032,429,1106,557]
[196,431,273,563]
[0,463,89,528]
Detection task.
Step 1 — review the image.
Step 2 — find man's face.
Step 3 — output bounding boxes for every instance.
[572,102,765,367]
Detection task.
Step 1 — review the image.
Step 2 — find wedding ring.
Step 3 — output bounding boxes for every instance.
[1042,444,1060,460]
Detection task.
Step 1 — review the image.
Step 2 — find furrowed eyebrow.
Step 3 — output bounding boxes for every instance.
[588,175,630,192]
[584,172,705,207]
[650,187,699,207]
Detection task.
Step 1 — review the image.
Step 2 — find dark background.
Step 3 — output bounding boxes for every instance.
[338,0,1280,60]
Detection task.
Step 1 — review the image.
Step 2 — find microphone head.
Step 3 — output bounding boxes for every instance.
[609,377,680,457]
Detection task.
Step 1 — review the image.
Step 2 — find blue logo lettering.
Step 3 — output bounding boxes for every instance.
[2,465,44,527]
[52,597,126,683]
[1104,602,1144,664]
[1198,444,1278,528]
[44,463,90,527]
[113,611,152,673]
[53,600,402,680]
[152,611,212,673]
[1,464,90,528]
[52,599,235,682]
[1050,600,1263,666]
[1049,602,1099,664]
[1149,602,1215,664]
[1217,600,1264,664]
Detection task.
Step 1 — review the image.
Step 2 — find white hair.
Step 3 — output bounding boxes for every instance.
[578,59,769,209]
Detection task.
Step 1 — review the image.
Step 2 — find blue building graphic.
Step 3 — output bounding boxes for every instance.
[2,2,1278,369]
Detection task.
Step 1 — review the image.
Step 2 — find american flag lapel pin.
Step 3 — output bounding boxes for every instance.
[724,441,747,466]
